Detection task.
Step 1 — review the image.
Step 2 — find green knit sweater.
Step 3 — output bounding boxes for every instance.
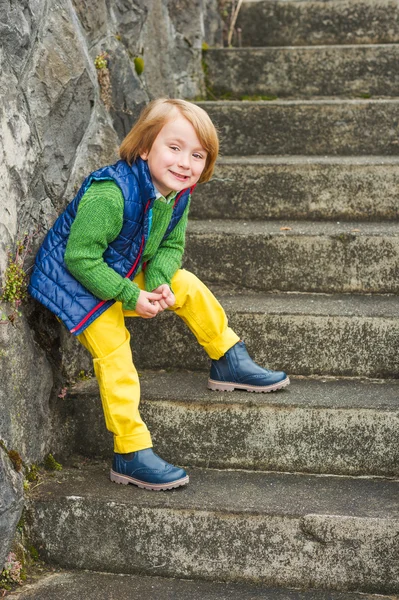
[64,181,190,310]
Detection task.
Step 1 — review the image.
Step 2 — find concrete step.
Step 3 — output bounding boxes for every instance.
[236,0,399,47]
[196,100,399,156]
[193,156,399,221]
[204,45,399,99]
[125,291,399,378]
[11,570,393,600]
[184,220,399,294]
[26,463,399,594]
[69,373,399,477]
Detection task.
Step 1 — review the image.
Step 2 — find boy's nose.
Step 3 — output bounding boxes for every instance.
[177,155,190,169]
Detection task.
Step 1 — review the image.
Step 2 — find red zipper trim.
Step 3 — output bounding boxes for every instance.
[70,200,152,334]
[173,185,195,208]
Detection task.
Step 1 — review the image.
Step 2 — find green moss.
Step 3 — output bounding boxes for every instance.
[16,514,25,533]
[241,94,278,101]
[28,546,39,561]
[94,52,109,70]
[26,464,39,482]
[8,450,23,472]
[2,244,27,302]
[134,56,144,76]
[44,453,62,472]
[77,370,91,381]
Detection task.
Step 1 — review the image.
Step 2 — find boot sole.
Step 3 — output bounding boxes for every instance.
[110,469,189,491]
[208,376,290,393]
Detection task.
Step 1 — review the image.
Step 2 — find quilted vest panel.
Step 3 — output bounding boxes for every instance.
[28,158,191,335]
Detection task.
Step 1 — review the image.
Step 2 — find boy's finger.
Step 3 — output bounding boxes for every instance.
[147,292,163,300]
[146,302,159,314]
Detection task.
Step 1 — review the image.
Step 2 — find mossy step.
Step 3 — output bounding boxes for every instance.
[69,373,399,477]
[196,100,399,156]
[185,219,399,294]
[204,44,399,99]
[26,463,399,593]
[193,156,399,221]
[236,0,399,47]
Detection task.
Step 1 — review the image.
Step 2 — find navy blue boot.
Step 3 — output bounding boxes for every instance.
[111,448,189,491]
[208,341,289,393]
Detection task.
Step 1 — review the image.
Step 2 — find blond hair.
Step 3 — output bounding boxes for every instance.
[119,98,219,183]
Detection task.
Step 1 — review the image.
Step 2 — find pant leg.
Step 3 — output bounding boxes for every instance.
[168,269,240,360]
[77,301,152,454]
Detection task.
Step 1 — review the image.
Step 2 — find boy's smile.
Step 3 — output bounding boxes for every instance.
[140,112,207,197]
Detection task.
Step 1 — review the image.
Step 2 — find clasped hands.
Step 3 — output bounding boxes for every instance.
[135,284,175,319]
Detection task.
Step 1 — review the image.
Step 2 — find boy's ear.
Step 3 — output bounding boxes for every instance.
[140,150,148,160]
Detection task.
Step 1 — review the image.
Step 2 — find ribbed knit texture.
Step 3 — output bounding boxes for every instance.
[64,180,190,311]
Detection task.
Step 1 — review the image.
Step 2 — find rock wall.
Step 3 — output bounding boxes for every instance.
[0,0,220,571]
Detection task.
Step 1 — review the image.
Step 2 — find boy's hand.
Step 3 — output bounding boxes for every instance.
[135,290,164,318]
[151,284,176,311]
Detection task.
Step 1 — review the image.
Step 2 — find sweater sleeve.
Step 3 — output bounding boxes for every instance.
[64,181,141,310]
[144,196,191,292]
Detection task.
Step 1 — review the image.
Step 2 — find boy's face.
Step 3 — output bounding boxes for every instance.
[140,113,208,197]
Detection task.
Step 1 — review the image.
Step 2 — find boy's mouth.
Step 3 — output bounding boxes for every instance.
[170,170,189,181]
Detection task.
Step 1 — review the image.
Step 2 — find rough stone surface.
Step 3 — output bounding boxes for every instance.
[123,291,399,378]
[0,306,53,464]
[192,156,399,221]
[10,570,390,600]
[203,0,224,48]
[197,100,399,156]
[0,0,207,466]
[69,374,399,477]
[237,0,399,47]
[26,464,399,594]
[185,220,399,294]
[205,44,399,98]
[0,447,23,573]
[60,290,399,380]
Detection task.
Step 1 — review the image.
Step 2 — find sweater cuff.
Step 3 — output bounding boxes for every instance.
[115,280,141,310]
[145,269,173,293]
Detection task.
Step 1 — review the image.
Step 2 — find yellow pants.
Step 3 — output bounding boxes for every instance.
[77,269,239,453]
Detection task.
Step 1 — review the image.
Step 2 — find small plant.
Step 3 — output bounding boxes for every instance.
[77,370,92,381]
[44,453,62,472]
[1,235,30,323]
[25,464,39,483]
[16,515,25,533]
[94,52,113,111]
[219,0,244,47]
[28,546,39,561]
[133,56,144,76]
[58,386,68,399]
[0,552,24,591]
[8,450,23,473]
[94,51,109,70]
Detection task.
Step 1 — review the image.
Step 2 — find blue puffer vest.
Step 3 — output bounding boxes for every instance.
[28,158,192,335]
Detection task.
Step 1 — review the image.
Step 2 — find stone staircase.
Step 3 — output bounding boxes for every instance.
[23,1,399,598]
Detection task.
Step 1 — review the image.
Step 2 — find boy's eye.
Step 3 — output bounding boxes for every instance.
[170,146,179,151]
[193,153,204,159]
